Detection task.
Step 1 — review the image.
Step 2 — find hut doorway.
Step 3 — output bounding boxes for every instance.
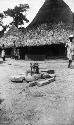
[5,48,13,58]
[18,43,66,60]
[45,43,66,59]
[19,47,28,59]
[26,43,66,60]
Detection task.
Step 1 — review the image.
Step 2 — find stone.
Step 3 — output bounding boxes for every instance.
[19,73,26,80]
[37,77,55,87]
[41,72,52,79]
[33,74,41,80]
[41,70,56,79]
[10,75,24,82]
[25,74,35,82]
[29,81,37,87]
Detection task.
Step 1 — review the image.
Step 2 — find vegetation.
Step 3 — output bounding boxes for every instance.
[0,13,8,37]
[0,13,4,26]
[0,4,29,37]
[4,4,29,28]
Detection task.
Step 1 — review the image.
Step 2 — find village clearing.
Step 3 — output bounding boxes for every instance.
[0,58,74,125]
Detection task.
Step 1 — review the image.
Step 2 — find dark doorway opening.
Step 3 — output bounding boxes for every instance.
[18,44,66,60]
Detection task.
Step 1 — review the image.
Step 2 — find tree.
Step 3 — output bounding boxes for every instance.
[0,13,4,26]
[4,4,29,28]
[0,13,7,37]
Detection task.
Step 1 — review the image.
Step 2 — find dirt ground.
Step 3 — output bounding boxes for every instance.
[0,58,74,125]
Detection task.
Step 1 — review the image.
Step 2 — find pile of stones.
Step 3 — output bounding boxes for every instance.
[10,63,56,87]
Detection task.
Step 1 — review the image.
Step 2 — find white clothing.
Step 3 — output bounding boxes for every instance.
[66,41,73,60]
[1,50,5,58]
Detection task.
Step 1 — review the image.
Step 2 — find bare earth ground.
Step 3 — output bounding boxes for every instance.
[0,58,74,125]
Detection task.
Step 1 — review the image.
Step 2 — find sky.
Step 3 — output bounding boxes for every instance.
[0,0,74,30]
[0,0,45,30]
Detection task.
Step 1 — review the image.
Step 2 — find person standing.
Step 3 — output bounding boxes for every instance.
[65,35,74,68]
[1,44,5,61]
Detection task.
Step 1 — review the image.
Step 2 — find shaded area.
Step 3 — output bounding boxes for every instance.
[0,99,4,104]
[18,44,66,60]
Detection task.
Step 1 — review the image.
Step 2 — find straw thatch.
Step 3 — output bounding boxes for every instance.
[22,23,74,46]
[4,24,23,37]
[0,23,74,48]
[0,24,24,48]
[0,36,19,47]
[28,0,73,28]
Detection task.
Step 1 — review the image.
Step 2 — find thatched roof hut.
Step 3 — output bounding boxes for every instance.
[0,23,73,60]
[0,24,24,48]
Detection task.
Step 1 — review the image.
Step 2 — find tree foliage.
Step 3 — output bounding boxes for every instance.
[0,13,4,26]
[4,4,29,28]
[0,13,6,37]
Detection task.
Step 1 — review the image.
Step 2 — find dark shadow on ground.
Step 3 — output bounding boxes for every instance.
[0,61,4,64]
[0,60,6,64]
[70,65,74,69]
[0,99,4,104]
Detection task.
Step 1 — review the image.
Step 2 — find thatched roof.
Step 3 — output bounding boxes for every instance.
[0,36,19,47]
[0,24,24,48]
[22,23,74,46]
[4,24,23,37]
[0,23,74,48]
[0,0,74,48]
[28,0,73,28]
